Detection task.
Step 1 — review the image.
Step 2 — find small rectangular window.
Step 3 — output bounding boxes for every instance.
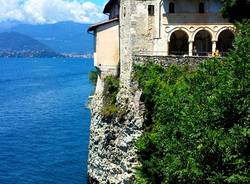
[199,3,205,13]
[169,2,175,13]
[123,7,126,17]
[148,5,155,16]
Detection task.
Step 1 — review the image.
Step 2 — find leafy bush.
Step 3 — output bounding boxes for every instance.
[89,70,98,86]
[218,0,250,22]
[101,75,120,119]
[135,22,250,184]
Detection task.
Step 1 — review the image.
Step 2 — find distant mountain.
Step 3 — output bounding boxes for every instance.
[0,32,60,57]
[0,21,93,54]
[0,20,22,30]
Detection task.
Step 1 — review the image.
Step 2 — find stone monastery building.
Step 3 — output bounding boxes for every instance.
[88,0,235,79]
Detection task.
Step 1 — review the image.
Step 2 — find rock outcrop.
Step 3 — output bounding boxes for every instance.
[88,77,145,183]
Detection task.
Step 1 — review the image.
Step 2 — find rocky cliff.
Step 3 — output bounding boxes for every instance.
[88,75,145,183]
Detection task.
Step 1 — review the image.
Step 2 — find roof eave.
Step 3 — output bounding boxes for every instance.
[87,18,119,32]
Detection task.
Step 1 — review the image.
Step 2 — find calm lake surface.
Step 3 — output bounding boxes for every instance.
[0,58,94,184]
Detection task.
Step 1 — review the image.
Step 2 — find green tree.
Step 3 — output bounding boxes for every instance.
[219,0,250,22]
[135,22,250,184]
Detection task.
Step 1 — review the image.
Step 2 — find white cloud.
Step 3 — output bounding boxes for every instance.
[0,0,106,24]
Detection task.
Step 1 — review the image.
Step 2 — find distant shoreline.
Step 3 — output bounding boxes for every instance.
[0,52,93,59]
[61,53,93,59]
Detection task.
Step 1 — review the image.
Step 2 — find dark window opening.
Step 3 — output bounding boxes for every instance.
[123,7,126,17]
[199,2,205,13]
[148,5,155,16]
[169,2,175,13]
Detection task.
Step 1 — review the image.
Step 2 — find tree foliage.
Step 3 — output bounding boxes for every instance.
[218,0,250,22]
[89,70,98,86]
[101,75,120,119]
[134,22,250,184]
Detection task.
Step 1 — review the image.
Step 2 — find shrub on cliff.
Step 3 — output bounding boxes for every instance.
[101,75,120,119]
[89,70,98,86]
[135,22,250,184]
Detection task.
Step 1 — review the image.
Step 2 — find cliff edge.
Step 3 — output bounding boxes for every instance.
[88,73,145,183]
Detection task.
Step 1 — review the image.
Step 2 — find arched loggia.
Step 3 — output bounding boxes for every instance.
[217,30,235,56]
[169,30,189,55]
[194,30,212,56]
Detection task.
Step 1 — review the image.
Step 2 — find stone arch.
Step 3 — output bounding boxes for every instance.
[194,30,212,56]
[216,29,235,56]
[191,27,214,42]
[167,27,191,42]
[169,30,189,55]
[215,27,235,41]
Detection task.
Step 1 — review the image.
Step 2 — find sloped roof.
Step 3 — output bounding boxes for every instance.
[87,18,119,32]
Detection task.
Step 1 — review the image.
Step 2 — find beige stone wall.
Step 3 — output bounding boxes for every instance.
[94,21,119,76]
[162,0,222,14]
[164,13,228,24]
[119,0,157,87]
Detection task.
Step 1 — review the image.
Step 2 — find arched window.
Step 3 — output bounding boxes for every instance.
[169,2,175,13]
[199,2,205,13]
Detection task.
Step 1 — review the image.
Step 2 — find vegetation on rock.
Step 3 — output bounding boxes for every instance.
[101,75,120,119]
[134,22,250,184]
[89,70,98,86]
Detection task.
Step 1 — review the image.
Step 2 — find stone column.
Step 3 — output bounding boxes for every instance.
[154,0,161,38]
[189,41,193,56]
[212,41,217,54]
[166,41,169,55]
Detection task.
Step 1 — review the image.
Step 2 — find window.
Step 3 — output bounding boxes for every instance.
[123,6,126,17]
[148,5,155,16]
[199,2,205,13]
[169,2,175,13]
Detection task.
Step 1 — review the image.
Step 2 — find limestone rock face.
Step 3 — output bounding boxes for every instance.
[88,79,144,183]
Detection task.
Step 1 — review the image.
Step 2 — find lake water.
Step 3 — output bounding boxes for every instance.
[0,58,94,184]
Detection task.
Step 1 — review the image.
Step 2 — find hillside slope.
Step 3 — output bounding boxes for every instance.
[0,32,59,57]
[0,22,93,54]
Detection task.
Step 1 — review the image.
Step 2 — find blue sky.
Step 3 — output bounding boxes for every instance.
[69,0,107,6]
[0,0,109,24]
[87,0,107,6]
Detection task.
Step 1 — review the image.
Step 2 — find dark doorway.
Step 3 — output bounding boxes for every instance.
[217,30,234,56]
[194,30,212,56]
[169,30,189,55]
